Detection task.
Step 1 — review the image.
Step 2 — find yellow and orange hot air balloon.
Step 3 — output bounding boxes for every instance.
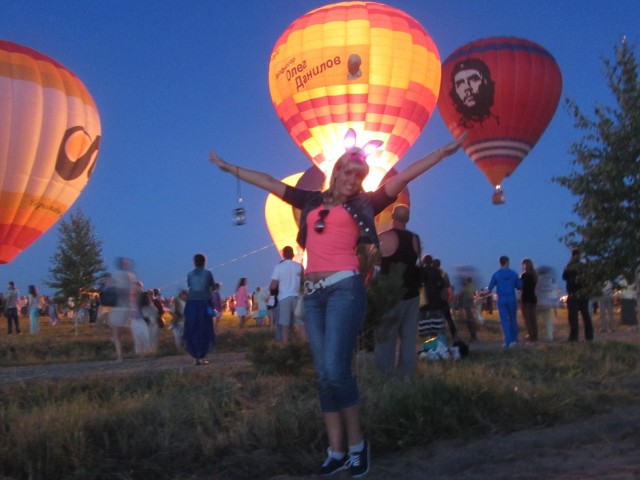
[0,40,101,263]
[268,1,441,191]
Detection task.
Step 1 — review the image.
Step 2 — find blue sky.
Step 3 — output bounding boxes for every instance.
[1,0,638,298]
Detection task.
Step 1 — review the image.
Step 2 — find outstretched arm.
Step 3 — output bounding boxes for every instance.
[209,151,287,198]
[383,133,468,199]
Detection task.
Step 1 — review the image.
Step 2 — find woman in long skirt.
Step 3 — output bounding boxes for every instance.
[183,253,216,365]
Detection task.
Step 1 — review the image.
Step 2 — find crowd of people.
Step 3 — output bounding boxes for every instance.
[2,251,638,351]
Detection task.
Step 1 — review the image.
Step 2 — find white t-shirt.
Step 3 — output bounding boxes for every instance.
[271,259,303,300]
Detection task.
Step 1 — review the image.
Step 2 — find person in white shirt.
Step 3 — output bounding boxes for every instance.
[269,246,304,344]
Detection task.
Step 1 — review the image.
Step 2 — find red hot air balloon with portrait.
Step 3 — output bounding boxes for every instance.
[438,37,562,204]
[268,1,441,192]
[0,40,101,263]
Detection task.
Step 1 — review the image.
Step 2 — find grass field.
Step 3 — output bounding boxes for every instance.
[0,308,638,479]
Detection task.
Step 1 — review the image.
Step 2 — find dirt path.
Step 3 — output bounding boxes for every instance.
[366,403,640,480]
[0,351,250,385]
[270,403,640,480]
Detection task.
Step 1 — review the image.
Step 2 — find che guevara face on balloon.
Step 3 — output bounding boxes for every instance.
[449,58,498,128]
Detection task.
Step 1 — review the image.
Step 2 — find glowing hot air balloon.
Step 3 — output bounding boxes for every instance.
[0,40,101,263]
[438,37,562,204]
[268,1,441,191]
[264,172,306,261]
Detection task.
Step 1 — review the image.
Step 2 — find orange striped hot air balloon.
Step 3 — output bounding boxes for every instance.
[0,40,101,263]
[268,1,441,191]
[438,37,562,204]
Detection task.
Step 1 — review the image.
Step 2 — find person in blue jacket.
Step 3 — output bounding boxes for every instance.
[487,256,522,347]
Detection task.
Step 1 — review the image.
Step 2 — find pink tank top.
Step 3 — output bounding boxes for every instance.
[305,205,359,273]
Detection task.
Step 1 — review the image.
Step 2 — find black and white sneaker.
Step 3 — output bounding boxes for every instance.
[319,448,349,476]
[348,440,370,478]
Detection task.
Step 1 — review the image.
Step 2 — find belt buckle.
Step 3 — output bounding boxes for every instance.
[303,281,316,294]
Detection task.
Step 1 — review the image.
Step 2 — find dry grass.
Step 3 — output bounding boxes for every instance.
[0,309,639,479]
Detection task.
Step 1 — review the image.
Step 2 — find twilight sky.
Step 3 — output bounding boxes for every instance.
[1,0,638,298]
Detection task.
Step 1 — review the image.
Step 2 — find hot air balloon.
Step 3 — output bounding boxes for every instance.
[268,1,441,191]
[264,172,306,261]
[0,40,101,263]
[438,37,562,204]
[264,166,409,262]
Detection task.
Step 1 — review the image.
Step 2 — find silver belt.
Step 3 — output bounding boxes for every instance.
[303,270,357,294]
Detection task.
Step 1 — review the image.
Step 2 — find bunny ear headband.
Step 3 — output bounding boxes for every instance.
[343,128,383,159]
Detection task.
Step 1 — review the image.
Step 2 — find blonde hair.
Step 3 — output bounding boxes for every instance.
[323,150,370,204]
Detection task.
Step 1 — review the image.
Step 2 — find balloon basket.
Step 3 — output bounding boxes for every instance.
[492,186,505,205]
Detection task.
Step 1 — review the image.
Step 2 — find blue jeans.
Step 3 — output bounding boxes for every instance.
[6,307,20,333]
[304,274,366,412]
[498,297,518,346]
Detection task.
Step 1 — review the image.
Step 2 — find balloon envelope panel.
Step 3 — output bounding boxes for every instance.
[0,40,101,263]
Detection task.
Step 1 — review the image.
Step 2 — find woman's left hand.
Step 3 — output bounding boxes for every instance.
[441,131,469,158]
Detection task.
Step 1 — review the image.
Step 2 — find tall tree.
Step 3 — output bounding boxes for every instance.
[45,209,107,302]
[554,39,640,290]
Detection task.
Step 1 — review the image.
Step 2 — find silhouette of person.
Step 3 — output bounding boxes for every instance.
[374,204,421,378]
[562,248,594,341]
[520,258,538,342]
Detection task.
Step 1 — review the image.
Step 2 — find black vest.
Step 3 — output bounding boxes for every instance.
[380,229,420,299]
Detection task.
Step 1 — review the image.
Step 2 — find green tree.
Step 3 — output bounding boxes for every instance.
[45,209,107,302]
[554,39,640,291]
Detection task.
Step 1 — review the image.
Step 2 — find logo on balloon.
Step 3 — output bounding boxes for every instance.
[448,58,498,129]
[55,126,101,181]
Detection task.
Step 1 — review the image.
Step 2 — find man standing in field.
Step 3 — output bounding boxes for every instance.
[5,281,21,334]
[269,246,304,344]
[562,248,594,342]
[374,205,422,377]
[487,256,522,348]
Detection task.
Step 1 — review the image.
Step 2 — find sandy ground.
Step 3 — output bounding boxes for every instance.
[2,336,639,479]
